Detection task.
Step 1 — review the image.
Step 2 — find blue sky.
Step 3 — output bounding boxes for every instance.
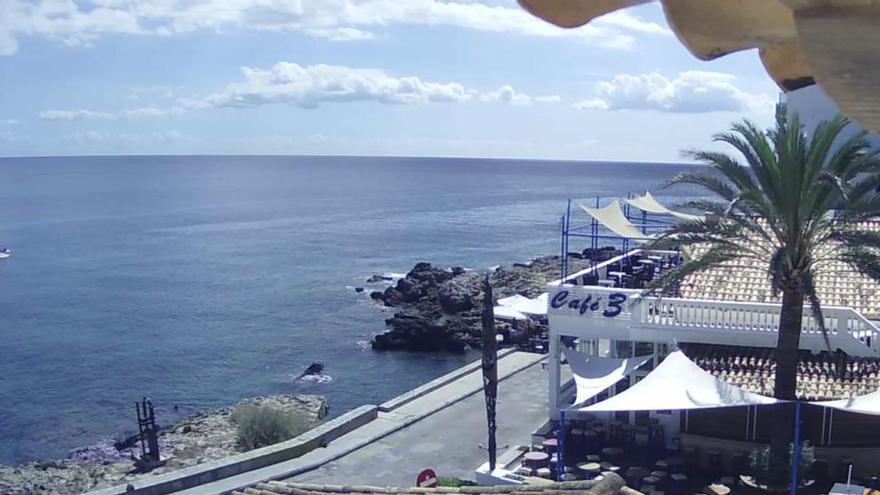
[0,0,780,161]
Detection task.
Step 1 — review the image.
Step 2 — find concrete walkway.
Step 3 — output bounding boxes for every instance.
[293,355,551,486]
[176,351,548,494]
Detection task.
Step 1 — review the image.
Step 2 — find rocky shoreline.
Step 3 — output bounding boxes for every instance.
[367,254,597,352]
[0,394,328,495]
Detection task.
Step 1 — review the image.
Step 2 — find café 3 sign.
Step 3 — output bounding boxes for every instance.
[550,289,628,318]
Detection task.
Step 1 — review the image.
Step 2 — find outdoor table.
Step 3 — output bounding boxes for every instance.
[536,467,553,479]
[578,462,601,479]
[670,472,688,495]
[703,483,730,495]
[586,454,601,462]
[651,470,668,481]
[523,451,550,468]
[643,476,661,491]
[542,438,559,454]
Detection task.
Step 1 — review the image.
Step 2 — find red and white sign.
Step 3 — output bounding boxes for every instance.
[416,469,438,488]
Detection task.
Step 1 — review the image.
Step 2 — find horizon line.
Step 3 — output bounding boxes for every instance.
[0,152,704,167]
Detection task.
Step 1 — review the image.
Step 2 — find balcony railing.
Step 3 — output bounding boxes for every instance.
[547,284,880,357]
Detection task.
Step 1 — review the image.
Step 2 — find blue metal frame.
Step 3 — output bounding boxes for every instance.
[558,409,566,481]
[791,402,802,495]
[559,195,679,281]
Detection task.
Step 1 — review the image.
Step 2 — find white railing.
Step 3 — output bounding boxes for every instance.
[548,284,880,356]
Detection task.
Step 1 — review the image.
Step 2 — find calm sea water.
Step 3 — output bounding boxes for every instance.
[0,155,700,465]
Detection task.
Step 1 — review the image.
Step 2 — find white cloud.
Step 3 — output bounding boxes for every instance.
[480,85,560,105]
[39,109,117,120]
[573,71,774,113]
[68,129,183,144]
[73,130,110,143]
[572,98,609,111]
[36,62,555,118]
[123,106,184,118]
[0,0,670,55]
[2,118,18,125]
[201,62,473,109]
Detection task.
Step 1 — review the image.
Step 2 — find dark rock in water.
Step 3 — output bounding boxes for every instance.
[369,254,594,353]
[354,287,364,293]
[366,274,394,283]
[297,362,324,379]
[438,284,473,313]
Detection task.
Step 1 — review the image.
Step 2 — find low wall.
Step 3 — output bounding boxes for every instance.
[380,348,516,412]
[86,405,378,495]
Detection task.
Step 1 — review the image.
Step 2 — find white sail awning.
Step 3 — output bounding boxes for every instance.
[812,391,880,416]
[493,305,528,321]
[498,293,548,316]
[574,350,781,412]
[623,191,704,222]
[578,200,651,241]
[563,347,652,407]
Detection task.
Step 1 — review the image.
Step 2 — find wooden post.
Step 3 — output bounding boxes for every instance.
[481,275,498,471]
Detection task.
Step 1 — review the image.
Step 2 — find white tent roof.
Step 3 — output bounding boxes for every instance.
[498,293,548,316]
[493,305,528,321]
[498,294,531,307]
[578,200,651,241]
[812,391,880,416]
[575,350,781,412]
[562,346,652,407]
[623,191,704,222]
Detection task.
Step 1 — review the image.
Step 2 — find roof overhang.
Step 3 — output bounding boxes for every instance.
[517,0,880,132]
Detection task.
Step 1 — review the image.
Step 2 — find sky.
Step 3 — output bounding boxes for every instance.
[0,0,782,161]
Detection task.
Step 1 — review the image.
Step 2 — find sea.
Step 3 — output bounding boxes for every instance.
[0,155,703,465]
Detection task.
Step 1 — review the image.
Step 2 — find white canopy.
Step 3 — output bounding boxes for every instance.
[498,293,548,316]
[575,350,781,412]
[578,200,651,241]
[493,305,528,321]
[498,294,530,307]
[563,346,652,407]
[812,391,880,416]
[623,191,704,222]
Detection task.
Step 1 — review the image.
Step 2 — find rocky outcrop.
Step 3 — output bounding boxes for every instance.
[0,394,328,495]
[368,254,596,353]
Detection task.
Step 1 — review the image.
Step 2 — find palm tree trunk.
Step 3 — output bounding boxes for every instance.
[769,287,804,486]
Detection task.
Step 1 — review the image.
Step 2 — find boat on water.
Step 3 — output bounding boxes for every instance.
[0,247,11,259]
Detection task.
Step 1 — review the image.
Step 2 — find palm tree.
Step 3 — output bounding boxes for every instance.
[651,106,880,485]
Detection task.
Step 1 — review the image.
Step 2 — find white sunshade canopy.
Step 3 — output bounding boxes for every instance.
[578,200,651,241]
[623,191,704,222]
[562,346,652,407]
[575,350,781,412]
[493,305,528,321]
[812,391,880,416]
[498,293,548,316]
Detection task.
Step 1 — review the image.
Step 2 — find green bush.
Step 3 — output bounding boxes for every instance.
[749,441,815,485]
[230,405,312,451]
[437,477,478,487]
